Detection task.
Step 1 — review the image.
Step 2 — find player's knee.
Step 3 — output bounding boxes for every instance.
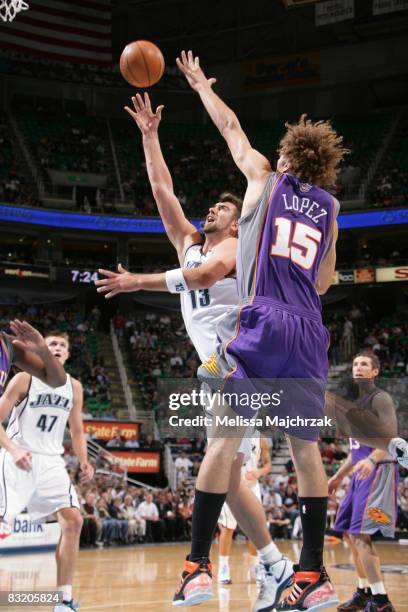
[207,437,238,466]
[62,512,83,536]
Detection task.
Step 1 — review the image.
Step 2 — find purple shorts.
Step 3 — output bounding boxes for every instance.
[334,462,398,537]
[198,297,330,441]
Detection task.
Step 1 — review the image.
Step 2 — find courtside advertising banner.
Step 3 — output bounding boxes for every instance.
[109,451,161,473]
[376,266,408,282]
[83,420,140,441]
[242,51,320,90]
[0,515,60,552]
[373,0,408,15]
[315,0,354,26]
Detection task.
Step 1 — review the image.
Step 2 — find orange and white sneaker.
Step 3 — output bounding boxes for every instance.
[276,566,339,611]
[172,558,213,607]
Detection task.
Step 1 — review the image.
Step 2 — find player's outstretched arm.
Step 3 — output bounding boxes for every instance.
[125,92,200,260]
[96,238,236,298]
[68,378,94,484]
[315,221,338,295]
[0,372,32,470]
[177,51,271,193]
[9,320,66,387]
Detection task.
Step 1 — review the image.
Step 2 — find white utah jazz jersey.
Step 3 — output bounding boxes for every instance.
[180,244,238,363]
[7,375,74,455]
[242,434,262,488]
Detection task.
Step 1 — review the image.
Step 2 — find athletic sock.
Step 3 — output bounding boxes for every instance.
[190,489,227,562]
[358,577,369,590]
[219,555,229,567]
[370,581,387,595]
[58,585,72,602]
[259,541,282,565]
[298,497,328,572]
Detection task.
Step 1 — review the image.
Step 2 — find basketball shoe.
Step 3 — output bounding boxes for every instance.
[337,589,371,610]
[172,558,213,607]
[276,565,339,611]
[253,556,294,611]
[388,438,408,469]
[54,599,79,612]
[363,596,396,612]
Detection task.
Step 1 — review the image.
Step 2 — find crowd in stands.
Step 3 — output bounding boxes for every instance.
[1,303,115,418]
[68,434,408,550]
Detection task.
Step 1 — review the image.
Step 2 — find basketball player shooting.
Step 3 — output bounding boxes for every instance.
[95,91,294,610]
[175,49,346,612]
[0,331,93,612]
[0,319,67,396]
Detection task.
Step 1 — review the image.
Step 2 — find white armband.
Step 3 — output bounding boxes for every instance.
[165,268,189,293]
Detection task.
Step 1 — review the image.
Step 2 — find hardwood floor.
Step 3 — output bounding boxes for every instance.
[0,540,407,611]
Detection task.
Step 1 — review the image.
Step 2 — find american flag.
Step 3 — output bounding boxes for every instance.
[0,0,112,65]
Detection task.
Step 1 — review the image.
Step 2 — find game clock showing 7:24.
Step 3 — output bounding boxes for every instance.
[56,269,100,283]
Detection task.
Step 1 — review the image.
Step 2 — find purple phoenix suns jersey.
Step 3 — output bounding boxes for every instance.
[350,388,391,465]
[237,172,339,315]
[0,332,13,395]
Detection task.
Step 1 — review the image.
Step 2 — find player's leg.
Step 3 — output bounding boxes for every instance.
[352,535,395,611]
[217,523,234,584]
[172,433,243,607]
[337,533,372,611]
[277,437,338,611]
[226,452,293,611]
[247,540,258,583]
[54,507,83,612]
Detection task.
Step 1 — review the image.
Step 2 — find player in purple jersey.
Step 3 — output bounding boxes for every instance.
[173,50,348,611]
[329,354,397,612]
[0,320,66,395]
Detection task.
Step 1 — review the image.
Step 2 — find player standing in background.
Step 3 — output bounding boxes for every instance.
[175,49,346,612]
[0,319,67,394]
[96,92,294,610]
[218,433,272,585]
[0,331,94,612]
[329,353,397,612]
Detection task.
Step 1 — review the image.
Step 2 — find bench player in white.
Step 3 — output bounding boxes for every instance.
[95,92,294,609]
[0,330,94,612]
[218,433,272,585]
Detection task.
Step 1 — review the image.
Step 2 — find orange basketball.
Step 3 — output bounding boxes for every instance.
[120,40,165,88]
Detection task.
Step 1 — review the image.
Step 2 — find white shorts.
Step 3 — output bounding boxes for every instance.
[218,482,262,531]
[0,450,80,523]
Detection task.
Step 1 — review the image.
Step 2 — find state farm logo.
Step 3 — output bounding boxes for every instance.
[0,522,12,539]
[134,457,158,468]
[395,267,408,279]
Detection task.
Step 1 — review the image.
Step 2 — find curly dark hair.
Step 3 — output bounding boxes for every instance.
[278,114,350,186]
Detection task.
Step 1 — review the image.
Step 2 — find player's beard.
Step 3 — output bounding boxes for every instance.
[202,221,218,234]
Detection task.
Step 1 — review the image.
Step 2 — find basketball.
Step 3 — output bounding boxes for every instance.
[120,40,165,88]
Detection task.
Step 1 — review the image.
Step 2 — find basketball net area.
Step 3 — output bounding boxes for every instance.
[0,0,29,22]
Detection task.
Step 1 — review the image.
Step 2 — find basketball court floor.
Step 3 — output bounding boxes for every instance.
[0,540,406,611]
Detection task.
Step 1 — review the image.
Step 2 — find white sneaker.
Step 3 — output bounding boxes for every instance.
[54,600,79,612]
[218,563,232,585]
[253,557,294,612]
[389,437,408,468]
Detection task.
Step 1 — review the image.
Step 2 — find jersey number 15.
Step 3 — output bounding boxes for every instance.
[271,217,322,270]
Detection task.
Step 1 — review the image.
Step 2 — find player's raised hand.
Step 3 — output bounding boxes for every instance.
[10,446,32,471]
[177,50,217,92]
[95,263,141,299]
[79,460,94,484]
[124,92,164,135]
[9,320,47,355]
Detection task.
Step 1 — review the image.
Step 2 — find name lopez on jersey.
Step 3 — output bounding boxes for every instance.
[283,193,328,225]
[29,393,71,411]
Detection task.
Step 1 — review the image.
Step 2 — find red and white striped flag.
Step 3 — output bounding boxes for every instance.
[0,0,112,65]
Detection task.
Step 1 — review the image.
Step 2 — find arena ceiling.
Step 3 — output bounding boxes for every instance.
[111,0,408,65]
